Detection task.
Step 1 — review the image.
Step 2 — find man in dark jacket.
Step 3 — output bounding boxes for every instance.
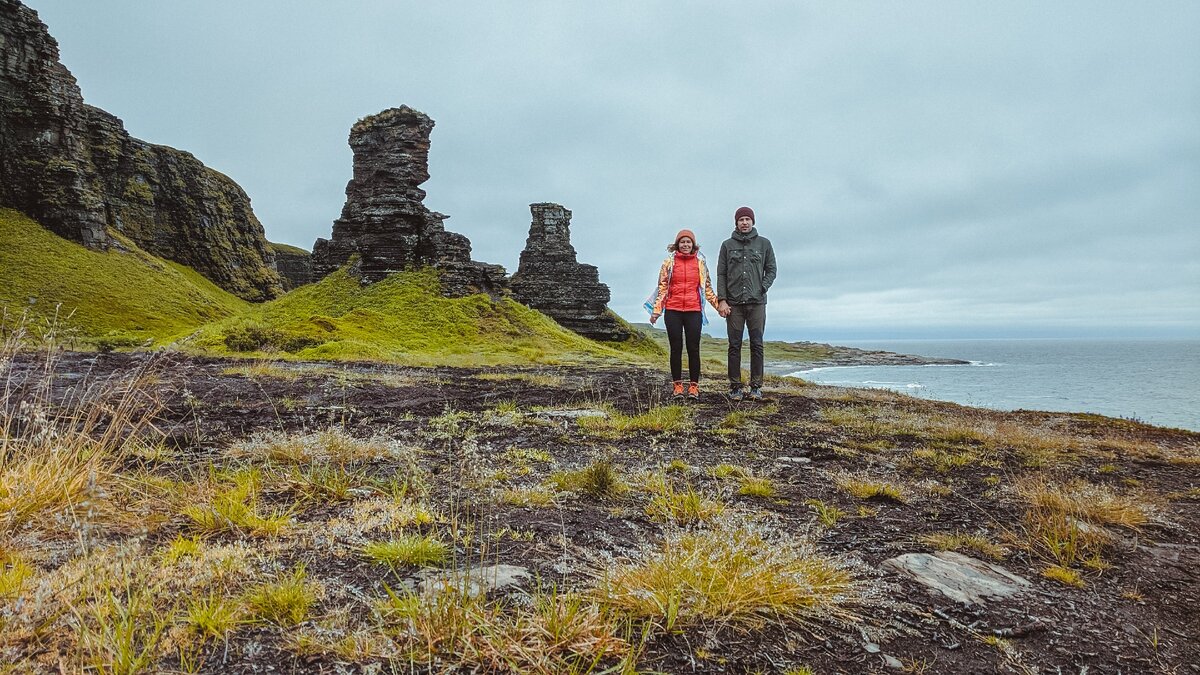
[716,206,777,401]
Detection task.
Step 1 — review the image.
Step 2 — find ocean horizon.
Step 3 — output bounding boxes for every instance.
[787,337,1200,432]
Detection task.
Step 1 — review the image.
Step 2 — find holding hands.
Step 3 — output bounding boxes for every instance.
[717,301,731,318]
[650,312,661,325]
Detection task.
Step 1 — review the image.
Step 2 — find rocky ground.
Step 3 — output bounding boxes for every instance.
[4,351,1198,674]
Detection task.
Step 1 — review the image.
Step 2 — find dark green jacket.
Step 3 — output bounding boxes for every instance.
[716,228,777,304]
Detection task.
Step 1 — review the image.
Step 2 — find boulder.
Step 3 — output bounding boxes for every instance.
[311,106,508,298]
[510,203,632,341]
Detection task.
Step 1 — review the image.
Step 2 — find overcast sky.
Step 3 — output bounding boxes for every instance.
[33,1,1200,340]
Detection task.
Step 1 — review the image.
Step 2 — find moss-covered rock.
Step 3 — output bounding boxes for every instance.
[191,266,662,366]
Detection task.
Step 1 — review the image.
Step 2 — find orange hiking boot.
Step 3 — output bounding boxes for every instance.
[687,382,700,401]
[672,381,685,400]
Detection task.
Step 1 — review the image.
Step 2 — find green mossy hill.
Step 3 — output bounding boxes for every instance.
[189,266,663,366]
[0,208,249,343]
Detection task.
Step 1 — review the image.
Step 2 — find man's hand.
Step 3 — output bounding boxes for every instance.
[650,312,660,325]
[718,301,731,318]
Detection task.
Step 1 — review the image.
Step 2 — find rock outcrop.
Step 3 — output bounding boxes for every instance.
[311,106,507,298]
[83,107,284,301]
[269,242,313,291]
[0,0,284,301]
[0,0,107,248]
[511,203,631,341]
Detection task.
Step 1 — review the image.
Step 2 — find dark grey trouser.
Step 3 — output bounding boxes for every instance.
[726,303,766,389]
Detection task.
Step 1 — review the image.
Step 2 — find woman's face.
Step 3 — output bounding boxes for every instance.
[677,237,694,253]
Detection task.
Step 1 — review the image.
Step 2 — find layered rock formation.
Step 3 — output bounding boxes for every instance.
[0,0,106,248]
[511,203,631,341]
[311,106,508,298]
[269,242,313,291]
[0,0,284,301]
[84,107,284,300]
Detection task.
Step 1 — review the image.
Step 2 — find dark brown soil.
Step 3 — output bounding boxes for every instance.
[12,351,1200,674]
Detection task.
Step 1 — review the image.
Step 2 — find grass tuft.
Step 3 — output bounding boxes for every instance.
[363,535,450,569]
[547,459,629,498]
[645,485,726,524]
[594,518,858,629]
[737,476,777,498]
[919,532,1006,560]
[1042,564,1084,587]
[243,566,319,626]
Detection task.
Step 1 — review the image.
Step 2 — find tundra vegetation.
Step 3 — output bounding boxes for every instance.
[1,216,1198,673]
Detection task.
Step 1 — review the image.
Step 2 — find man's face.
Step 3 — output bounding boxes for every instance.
[736,216,754,233]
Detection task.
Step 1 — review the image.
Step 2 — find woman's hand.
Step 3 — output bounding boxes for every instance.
[650,312,661,325]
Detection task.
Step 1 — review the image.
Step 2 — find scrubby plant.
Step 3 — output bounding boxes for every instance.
[665,458,690,473]
[0,550,33,598]
[159,534,204,565]
[72,581,170,675]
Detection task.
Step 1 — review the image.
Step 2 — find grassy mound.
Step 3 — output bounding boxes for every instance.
[0,208,249,343]
[188,266,662,366]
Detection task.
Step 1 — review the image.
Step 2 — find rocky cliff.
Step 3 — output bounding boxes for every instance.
[0,0,284,301]
[511,203,632,342]
[311,106,508,298]
[269,242,313,291]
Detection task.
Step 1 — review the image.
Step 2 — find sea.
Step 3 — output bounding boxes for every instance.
[788,338,1200,432]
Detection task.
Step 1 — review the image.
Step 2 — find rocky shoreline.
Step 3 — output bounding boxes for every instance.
[769,341,970,374]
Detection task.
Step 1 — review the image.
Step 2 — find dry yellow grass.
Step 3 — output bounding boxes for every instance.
[593,518,858,629]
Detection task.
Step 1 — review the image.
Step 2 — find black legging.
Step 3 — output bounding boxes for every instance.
[664,309,703,383]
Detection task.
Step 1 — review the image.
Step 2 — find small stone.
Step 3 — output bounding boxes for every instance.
[864,642,881,653]
[883,654,904,670]
[777,456,812,465]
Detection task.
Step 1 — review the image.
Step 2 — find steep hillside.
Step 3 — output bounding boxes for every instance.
[0,0,283,300]
[0,208,248,341]
[188,265,662,366]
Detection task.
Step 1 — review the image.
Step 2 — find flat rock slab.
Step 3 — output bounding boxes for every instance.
[534,409,609,419]
[417,564,531,598]
[883,551,1031,605]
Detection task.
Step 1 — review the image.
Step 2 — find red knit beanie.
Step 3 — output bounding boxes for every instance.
[674,229,697,248]
[734,206,755,224]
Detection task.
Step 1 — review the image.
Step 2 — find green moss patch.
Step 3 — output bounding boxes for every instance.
[189,266,658,366]
[0,208,249,341]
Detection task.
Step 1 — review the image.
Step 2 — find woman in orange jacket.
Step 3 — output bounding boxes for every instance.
[644,229,721,401]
